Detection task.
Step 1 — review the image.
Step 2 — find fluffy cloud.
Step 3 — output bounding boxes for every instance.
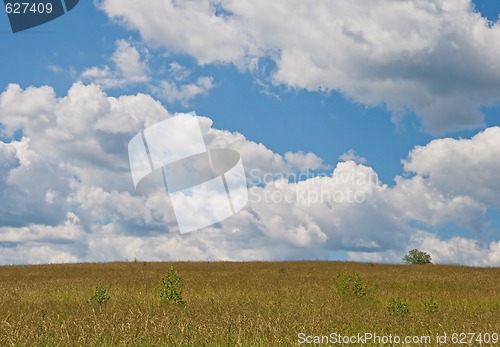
[152,76,214,104]
[0,83,499,265]
[82,40,150,88]
[0,245,79,265]
[283,151,325,171]
[99,0,500,133]
[338,149,367,164]
[247,161,409,253]
[403,127,500,207]
[387,176,486,232]
[112,40,150,83]
[410,231,500,266]
[0,83,332,263]
[349,231,500,267]
[82,41,215,105]
[150,61,216,104]
[98,0,254,66]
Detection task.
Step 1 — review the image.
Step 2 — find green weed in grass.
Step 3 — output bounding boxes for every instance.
[424,297,439,314]
[88,283,110,305]
[159,265,185,307]
[387,297,410,317]
[332,270,378,300]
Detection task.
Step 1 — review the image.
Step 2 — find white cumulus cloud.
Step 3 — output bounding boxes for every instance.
[152,76,214,104]
[1,83,499,265]
[98,0,500,133]
[82,40,150,88]
[339,149,367,164]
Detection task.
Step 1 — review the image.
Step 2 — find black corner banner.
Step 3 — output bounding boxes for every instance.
[4,0,80,33]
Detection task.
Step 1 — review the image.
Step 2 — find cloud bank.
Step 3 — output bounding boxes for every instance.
[1,83,499,265]
[98,0,500,133]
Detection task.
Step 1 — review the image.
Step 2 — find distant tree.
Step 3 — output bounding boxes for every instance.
[403,249,432,264]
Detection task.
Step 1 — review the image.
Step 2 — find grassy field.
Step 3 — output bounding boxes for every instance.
[1,261,500,346]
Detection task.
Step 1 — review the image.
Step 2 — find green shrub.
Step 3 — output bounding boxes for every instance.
[387,298,410,317]
[403,249,432,264]
[424,298,439,314]
[332,271,378,299]
[160,266,186,307]
[89,283,110,305]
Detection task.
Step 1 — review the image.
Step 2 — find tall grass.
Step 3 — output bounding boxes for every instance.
[0,261,499,346]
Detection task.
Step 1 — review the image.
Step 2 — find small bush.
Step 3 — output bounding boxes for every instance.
[160,266,186,307]
[89,283,110,305]
[387,298,410,317]
[278,267,287,275]
[403,249,432,264]
[332,271,378,299]
[424,298,439,314]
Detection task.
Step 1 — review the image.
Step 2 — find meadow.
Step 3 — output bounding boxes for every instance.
[1,261,500,346]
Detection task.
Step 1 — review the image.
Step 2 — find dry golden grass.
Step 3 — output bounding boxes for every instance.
[1,261,500,346]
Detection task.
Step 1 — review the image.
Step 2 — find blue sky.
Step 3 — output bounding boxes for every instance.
[1,0,500,264]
